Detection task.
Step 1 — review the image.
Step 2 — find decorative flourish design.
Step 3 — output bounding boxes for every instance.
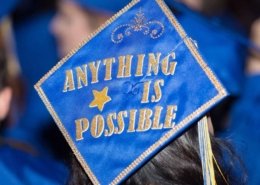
[111,9,165,44]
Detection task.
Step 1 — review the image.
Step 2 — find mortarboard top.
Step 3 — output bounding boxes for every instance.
[35,0,227,184]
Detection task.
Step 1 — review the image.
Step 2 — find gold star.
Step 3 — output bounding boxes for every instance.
[89,87,111,112]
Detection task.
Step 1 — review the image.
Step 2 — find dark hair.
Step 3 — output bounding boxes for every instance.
[0,47,8,90]
[11,0,57,23]
[227,0,260,31]
[68,124,247,185]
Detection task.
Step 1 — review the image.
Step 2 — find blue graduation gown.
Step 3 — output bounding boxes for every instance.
[0,144,69,185]
[222,75,260,185]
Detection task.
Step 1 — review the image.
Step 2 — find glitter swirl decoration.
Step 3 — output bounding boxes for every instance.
[111,9,165,44]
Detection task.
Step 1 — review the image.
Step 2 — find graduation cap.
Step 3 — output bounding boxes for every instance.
[35,0,228,184]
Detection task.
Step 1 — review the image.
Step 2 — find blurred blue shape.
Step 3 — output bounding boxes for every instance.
[167,2,260,184]
[1,7,70,183]
[73,0,130,13]
[0,144,68,185]
[221,75,260,185]
[3,11,59,155]
[165,1,245,96]
[0,0,20,20]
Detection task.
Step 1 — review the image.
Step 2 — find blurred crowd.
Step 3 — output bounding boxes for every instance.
[0,0,259,184]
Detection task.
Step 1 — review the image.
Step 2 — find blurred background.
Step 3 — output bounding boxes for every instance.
[0,0,259,184]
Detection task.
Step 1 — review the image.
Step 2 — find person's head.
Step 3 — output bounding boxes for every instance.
[0,44,12,121]
[68,124,247,185]
[51,0,112,57]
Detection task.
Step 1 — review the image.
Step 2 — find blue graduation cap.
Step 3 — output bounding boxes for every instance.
[35,0,227,184]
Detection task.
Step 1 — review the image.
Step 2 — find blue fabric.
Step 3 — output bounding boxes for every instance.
[167,2,260,184]
[73,0,130,13]
[165,1,245,96]
[36,0,227,184]
[0,145,68,185]
[0,0,20,20]
[220,75,260,185]
[2,11,59,155]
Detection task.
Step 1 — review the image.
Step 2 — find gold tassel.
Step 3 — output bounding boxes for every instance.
[198,116,216,185]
